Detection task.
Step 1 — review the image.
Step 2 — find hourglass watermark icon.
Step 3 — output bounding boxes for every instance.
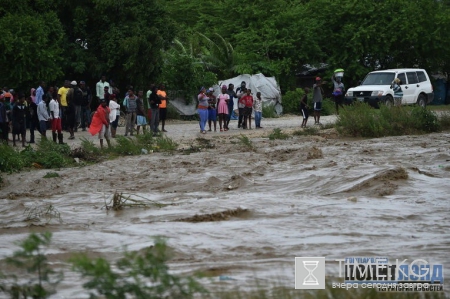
[295,257,325,289]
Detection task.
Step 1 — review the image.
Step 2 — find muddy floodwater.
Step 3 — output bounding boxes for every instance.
[0,116,449,298]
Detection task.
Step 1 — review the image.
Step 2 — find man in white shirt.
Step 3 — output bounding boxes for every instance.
[96,75,110,102]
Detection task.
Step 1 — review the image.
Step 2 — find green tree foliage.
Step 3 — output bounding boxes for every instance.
[57,0,176,88]
[0,12,64,90]
[1,0,450,96]
[164,0,450,91]
[160,38,217,103]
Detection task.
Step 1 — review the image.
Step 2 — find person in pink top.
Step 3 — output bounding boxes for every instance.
[217,85,230,131]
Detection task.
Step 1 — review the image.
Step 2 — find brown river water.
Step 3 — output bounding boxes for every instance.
[0,116,449,298]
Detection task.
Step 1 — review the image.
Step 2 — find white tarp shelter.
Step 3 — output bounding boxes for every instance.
[216,73,282,111]
[169,73,282,116]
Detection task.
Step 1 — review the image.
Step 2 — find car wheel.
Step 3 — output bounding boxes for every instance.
[417,94,427,108]
[384,95,394,107]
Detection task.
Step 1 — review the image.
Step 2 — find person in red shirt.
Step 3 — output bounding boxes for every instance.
[89,99,111,149]
[239,89,254,129]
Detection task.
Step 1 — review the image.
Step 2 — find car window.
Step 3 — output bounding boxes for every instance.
[397,73,406,85]
[361,73,395,85]
[416,71,427,83]
[406,72,419,84]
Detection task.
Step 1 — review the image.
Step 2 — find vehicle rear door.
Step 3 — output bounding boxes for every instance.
[404,72,419,104]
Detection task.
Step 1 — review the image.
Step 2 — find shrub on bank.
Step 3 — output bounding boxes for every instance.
[0,132,178,174]
[336,103,440,137]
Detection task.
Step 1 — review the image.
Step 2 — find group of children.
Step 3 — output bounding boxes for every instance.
[197,82,263,134]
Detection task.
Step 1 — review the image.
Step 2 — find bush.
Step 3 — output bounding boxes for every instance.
[439,111,450,130]
[262,102,278,118]
[155,135,178,152]
[282,88,303,115]
[0,144,26,172]
[167,104,181,120]
[0,232,62,298]
[71,238,205,299]
[268,128,290,140]
[111,136,141,155]
[336,102,441,137]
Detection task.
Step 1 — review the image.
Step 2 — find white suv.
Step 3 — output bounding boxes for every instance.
[345,68,434,107]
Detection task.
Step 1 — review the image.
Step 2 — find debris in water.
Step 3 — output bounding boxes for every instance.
[347,196,357,202]
[104,192,175,211]
[175,207,249,223]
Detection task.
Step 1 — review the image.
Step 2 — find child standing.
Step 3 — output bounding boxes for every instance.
[217,85,229,131]
[49,92,63,143]
[207,88,217,132]
[136,90,147,135]
[300,87,310,128]
[240,89,253,129]
[12,94,26,147]
[253,92,263,129]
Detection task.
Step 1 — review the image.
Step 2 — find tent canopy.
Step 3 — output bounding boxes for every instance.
[169,73,282,116]
[217,73,281,103]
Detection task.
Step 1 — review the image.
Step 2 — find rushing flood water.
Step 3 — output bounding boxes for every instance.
[0,118,449,298]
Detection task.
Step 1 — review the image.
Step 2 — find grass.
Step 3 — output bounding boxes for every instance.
[293,127,319,136]
[262,102,278,118]
[429,104,450,111]
[335,102,441,137]
[237,134,255,151]
[438,111,450,130]
[43,172,60,178]
[155,135,178,152]
[268,128,290,140]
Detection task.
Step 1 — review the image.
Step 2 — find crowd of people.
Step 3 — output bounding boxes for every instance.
[0,75,346,147]
[0,76,173,148]
[197,81,264,134]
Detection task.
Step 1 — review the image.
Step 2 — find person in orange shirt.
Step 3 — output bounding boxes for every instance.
[157,84,168,132]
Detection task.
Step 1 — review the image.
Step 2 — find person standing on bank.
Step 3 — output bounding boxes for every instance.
[253,91,263,129]
[198,87,209,134]
[26,95,39,143]
[331,74,345,115]
[49,92,63,143]
[108,94,120,138]
[35,81,46,105]
[300,87,310,128]
[136,90,147,135]
[58,80,70,130]
[217,85,230,132]
[124,88,137,136]
[236,81,246,128]
[149,85,160,134]
[96,75,110,104]
[313,77,325,125]
[391,78,403,106]
[65,81,81,139]
[37,94,50,138]
[89,98,111,149]
[79,81,92,131]
[12,94,27,147]
[226,83,237,128]
[157,84,168,132]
